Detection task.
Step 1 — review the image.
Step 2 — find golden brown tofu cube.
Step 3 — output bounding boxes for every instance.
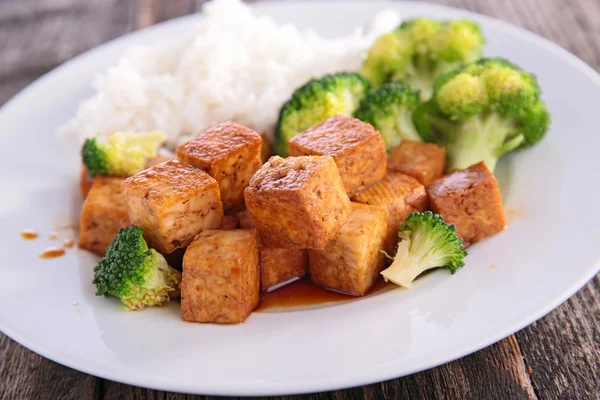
[260,133,272,163]
[288,116,387,195]
[427,162,506,246]
[352,172,428,254]
[79,176,128,255]
[176,121,262,210]
[388,141,446,186]
[79,166,94,200]
[181,230,260,324]
[121,159,224,254]
[236,210,255,229]
[261,248,308,292]
[219,215,239,230]
[309,203,387,296]
[244,155,351,249]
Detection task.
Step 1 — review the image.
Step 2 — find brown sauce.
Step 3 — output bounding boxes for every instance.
[63,239,75,249]
[256,277,392,311]
[40,247,66,259]
[48,231,58,240]
[21,229,39,240]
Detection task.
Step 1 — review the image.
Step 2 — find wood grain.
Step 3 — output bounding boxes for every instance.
[0,0,599,399]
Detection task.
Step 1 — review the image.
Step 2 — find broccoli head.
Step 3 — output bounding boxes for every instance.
[361,18,484,100]
[381,211,467,288]
[354,82,422,151]
[275,72,372,156]
[93,225,181,311]
[81,131,167,177]
[413,58,550,172]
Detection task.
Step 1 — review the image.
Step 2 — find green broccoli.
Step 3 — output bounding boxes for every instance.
[81,131,167,177]
[354,82,422,151]
[381,211,467,288]
[361,18,484,100]
[275,72,372,156]
[93,225,181,311]
[413,58,550,172]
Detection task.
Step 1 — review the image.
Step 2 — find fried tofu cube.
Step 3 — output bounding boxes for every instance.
[181,230,260,324]
[176,121,262,210]
[121,159,223,254]
[244,155,351,249]
[388,140,446,186]
[219,215,239,230]
[79,166,95,200]
[261,248,308,292]
[309,203,387,296]
[352,172,428,253]
[260,133,272,163]
[236,210,255,229]
[427,162,506,246]
[288,116,387,195]
[79,176,128,255]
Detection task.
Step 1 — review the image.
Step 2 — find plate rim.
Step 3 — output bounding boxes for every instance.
[1,0,600,396]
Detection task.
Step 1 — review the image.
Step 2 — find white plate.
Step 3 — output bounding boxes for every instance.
[1,0,599,396]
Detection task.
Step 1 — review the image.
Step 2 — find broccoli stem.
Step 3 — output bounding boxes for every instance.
[446,112,523,172]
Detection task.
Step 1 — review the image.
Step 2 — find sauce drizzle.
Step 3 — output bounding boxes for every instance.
[40,247,66,259]
[21,229,39,240]
[48,231,58,240]
[256,277,392,311]
[63,239,75,249]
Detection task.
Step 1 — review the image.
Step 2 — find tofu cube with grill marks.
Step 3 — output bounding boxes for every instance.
[388,140,446,186]
[309,203,387,296]
[79,176,129,255]
[427,161,506,246]
[176,121,262,210]
[181,230,260,324]
[244,155,351,249]
[288,116,387,195]
[352,172,428,254]
[261,248,308,292]
[121,159,223,254]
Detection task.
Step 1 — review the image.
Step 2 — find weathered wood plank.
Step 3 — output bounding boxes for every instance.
[0,0,136,83]
[0,335,98,400]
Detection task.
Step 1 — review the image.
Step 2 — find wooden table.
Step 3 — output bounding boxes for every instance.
[1,0,599,399]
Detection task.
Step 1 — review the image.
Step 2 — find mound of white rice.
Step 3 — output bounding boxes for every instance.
[61,0,400,149]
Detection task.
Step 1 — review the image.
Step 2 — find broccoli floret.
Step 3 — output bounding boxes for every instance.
[413,58,550,172]
[354,83,422,151]
[381,211,467,288]
[361,18,484,100]
[93,225,181,311]
[81,131,167,177]
[275,72,372,156]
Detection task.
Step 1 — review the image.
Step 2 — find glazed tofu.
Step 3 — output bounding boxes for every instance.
[219,215,239,230]
[388,140,446,186]
[121,159,223,254]
[352,172,428,253]
[309,203,387,296]
[244,155,351,249]
[427,161,506,246]
[79,166,94,200]
[288,116,387,195]
[176,121,262,210]
[79,176,128,255]
[236,209,255,229]
[261,248,308,292]
[181,230,260,324]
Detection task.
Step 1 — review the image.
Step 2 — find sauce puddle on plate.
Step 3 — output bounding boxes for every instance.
[40,247,66,259]
[256,277,392,311]
[21,229,39,240]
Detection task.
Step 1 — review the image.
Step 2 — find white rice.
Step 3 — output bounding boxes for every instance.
[60,0,400,149]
